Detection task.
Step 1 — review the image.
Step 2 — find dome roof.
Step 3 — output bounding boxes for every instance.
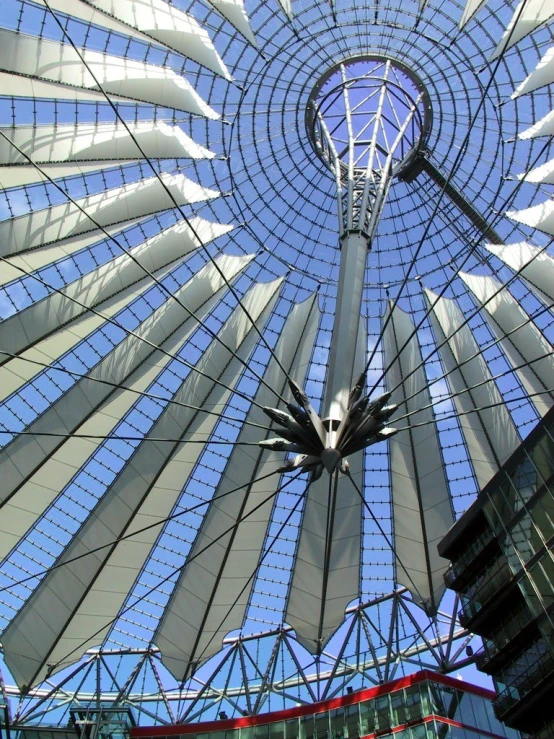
[0,0,553,723]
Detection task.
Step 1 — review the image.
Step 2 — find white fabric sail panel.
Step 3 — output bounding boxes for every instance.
[85,0,231,79]
[485,242,554,306]
[459,272,554,417]
[155,294,320,680]
[30,0,159,46]
[0,277,279,691]
[0,173,219,257]
[518,156,554,184]
[0,217,232,360]
[0,29,218,118]
[459,0,488,28]
[0,253,253,504]
[0,72,120,104]
[206,0,257,46]
[0,218,146,288]
[0,269,234,562]
[519,109,554,139]
[0,122,213,166]
[0,161,137,191]
[0,263,171,403]
[491,1,554,61]
[512,46,554,98]
[425,289,519,488]
[383,304,453,613]
[277,0,293,20]
[285,321,366,654]
[506,199,554,238]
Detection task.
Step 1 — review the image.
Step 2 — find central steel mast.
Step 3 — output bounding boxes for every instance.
[261,57,430,476]
[309,57,429,426]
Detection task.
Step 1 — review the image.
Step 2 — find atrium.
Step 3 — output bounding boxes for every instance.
[0,0,553,734]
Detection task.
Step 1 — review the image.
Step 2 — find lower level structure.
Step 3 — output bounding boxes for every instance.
[129,671,518,739]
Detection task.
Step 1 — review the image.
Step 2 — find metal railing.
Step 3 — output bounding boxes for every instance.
[494,650,554,717]
[458,558,511,624]
[444,527,495,587]
[476,606,535,667]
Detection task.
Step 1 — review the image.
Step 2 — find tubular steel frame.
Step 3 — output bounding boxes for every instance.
[0,590,475,728]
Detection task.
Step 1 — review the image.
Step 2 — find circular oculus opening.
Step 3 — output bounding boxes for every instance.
[306,55,433,180]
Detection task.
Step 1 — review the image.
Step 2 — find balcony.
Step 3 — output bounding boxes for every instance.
[493,650,554,722]
[443,526,496,590]
[457,558,513,628]
[475,607,536,672]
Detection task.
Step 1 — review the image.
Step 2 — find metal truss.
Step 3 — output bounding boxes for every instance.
[306,56,430,240]
[0,591,478,729]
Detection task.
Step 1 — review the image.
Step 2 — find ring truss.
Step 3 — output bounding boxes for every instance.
[0,0,553,729]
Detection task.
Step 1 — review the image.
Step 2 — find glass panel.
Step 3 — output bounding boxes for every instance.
[358,701,375,736]
[374,696,391,732]
[418,682,431,716]
[284,719,299,739]
[390,691,407,727]
[531,433,554,484]
[254,726,269,739]
[343,705,359,739]
[404,685,422,722]
[527,560,554,614]
[329,709,344,739]
[269,722,283,739]
[314,713,329,739]
[299,716,313,739]
[467,694,492,733]
[531,492,554,542]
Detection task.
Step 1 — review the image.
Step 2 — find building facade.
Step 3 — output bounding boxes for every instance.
[439,408,554,737]
[129,672,519,739]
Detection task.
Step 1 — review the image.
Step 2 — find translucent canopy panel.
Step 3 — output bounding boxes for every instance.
[0,0,554,726]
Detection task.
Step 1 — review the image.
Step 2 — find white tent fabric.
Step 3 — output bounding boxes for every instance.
[0,253,253,564]
[0,161,140,190]
[506,198,554,237]
[517,156,554,184]
[459,0,488,29]
[0,173,220,256]
[206,0,257,46]
[492,0,554,60]
[383,304,453,613]
[0,275,281,690]
[0,71,132,105]
[425,289,520,488]
[1,0,554,705]
[0,261,175,402]
[0,122,213,165]
[512,45,554,98]
[84,0,231,79]
[485,242,554,307]
[277,0,293,21]
[0,217,232,361]
[155,292,320,680]
[0,253,253,506]
[459,272,554,418]
[284,321,366,654]
[0,219,148,287]
[518,108,554,138]
[0,29,218,118]
[30,0,163,46]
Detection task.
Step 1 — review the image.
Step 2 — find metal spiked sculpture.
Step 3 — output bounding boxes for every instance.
[259,57,430,472]
[261,378,398,479]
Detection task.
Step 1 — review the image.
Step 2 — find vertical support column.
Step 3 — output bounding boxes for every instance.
[323,230,369,426]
